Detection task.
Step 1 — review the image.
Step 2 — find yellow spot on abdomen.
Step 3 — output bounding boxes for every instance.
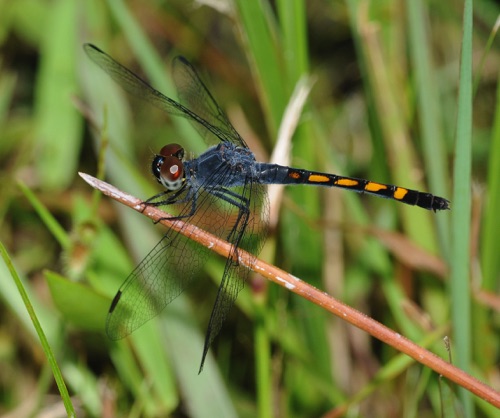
[309,174,330,183]
[335,178,358,187]
[393,187,408,200]
[364,182,387,192]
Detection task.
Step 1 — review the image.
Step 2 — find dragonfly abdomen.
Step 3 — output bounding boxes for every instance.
[256,164,449,211]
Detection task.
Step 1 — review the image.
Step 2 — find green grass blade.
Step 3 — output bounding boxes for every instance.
[473,17,500,97]
[480,46,500,291]
[450,0,473,415]
[277,0,309,80]
[0,242,75,417]
[33,0,82,190]
[17,180,69,248]
[234,0,288,137]
[406,0,451,256]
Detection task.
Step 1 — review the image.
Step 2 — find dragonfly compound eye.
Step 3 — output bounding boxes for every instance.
[160,143,184,160]
[159,156,184,190]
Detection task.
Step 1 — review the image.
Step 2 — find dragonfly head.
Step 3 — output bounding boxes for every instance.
[152,143,185,190]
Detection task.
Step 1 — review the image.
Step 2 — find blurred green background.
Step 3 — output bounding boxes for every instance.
[0,0,499,417]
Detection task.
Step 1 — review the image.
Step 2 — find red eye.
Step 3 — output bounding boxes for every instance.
[159,156,184,190]
[159,143,184,160]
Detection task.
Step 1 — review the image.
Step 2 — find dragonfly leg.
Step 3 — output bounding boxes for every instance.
[205,186,251,263]
[142,184,200,224]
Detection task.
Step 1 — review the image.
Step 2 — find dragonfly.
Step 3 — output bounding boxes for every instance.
[83,43,450,372]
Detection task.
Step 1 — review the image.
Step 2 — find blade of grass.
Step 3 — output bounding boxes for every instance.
[277,0,309,81]
[406,0,451,257]
[63,363,102,417]
[254,301,272,418]
[234,0,288,137]
[33,0,82,190]
[480,41,500,291]
[17,180,69,248]
[450,0,473,416]
[472,16,500,98]
[0,242,75,417]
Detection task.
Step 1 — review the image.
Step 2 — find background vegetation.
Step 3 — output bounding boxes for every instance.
[0,0,499,416]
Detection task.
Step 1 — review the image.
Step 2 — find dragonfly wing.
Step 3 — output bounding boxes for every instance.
[172,56,247,148]
[84,44,227,141]
[198,179,268,372]
[105,182,212,339]
[106,225,212,339]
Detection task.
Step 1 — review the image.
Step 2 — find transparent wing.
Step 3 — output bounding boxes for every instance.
[172,56,247,148]
[84,44,236,147]
[106,228,205,339]
[105,185,211,339]
[198,178,268,372]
